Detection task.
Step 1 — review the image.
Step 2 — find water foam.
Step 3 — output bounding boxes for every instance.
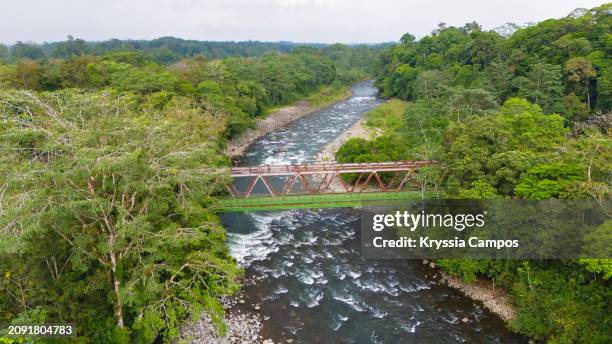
[227,212,285,267]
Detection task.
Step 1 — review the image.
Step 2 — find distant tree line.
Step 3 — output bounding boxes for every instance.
[0,35,386,66]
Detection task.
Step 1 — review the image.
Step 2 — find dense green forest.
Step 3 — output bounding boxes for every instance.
[0,40,379,342]
[337,4,611,343]
[1,3,610,344]
[0,41,378,137]
[0,36,385,65]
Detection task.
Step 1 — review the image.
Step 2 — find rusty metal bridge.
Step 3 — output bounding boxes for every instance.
[218,161,438,211]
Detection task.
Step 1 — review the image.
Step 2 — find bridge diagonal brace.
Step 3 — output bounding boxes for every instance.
[281,174,298,195]
[226,184,238,198]
[260,176,277,197]
[351,173,364,193]
[374,171,387,191]
[321,172,337,193]
[298,173,313,194]
[314,173,333,193]
[244,175,259,198]
[337,172,351,192]
[359,171,377,192]
[395,169,414,191]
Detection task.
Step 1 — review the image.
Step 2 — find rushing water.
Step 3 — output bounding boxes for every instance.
[221,81,526,343]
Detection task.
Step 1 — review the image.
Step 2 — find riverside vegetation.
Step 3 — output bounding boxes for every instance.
[0,40,379,343]
[0,4,610,344]
[336,4,611,343]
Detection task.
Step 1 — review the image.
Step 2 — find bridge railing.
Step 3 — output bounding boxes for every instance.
[227,160,438,198]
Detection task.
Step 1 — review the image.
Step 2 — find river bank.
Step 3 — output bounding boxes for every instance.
[179,277,273,344]
[419,261,517,323]
[315,109,383,163]
[441,272,516,322]
[226,85,352,158]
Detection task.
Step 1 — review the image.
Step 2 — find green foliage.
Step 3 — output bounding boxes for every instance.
[443,98,569,196]
[457,180,501,200]
[565,57,597,110]
[514,63,563,113]
[511,262,611,343]
[10,42,44,60]
[0,90,241,342]
[2,37,386,67]
[437,259,518,284]
[515,163,584,199]
[579,221,612,279]
[364,99,408,131]
[0,44,374,138]
[350,6,612,343]
[579,259,612,280]
[375,4,610,112]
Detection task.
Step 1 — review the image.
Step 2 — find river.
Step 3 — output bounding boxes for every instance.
[221,81,526,343]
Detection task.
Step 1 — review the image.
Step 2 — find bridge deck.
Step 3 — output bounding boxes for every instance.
[215,191,436,212]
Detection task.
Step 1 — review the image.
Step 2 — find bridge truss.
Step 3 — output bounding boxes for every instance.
[227,161,437,198]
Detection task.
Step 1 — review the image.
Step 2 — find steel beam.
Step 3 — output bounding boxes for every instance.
[227,160,438,198]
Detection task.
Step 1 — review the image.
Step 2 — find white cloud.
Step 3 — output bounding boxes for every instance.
[0,0,606,44]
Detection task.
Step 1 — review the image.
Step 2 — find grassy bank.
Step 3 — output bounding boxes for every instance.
[304,83,353,107]
[263,83,353,115]
[364,99,409,132]
[334,99,416,164]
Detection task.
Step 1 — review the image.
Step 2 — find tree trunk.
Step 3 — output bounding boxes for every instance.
[108,230,124,328]
[586,85,591,110]
[110,269,124,328]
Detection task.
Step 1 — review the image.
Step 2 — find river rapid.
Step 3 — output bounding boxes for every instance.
[221,81,526,343]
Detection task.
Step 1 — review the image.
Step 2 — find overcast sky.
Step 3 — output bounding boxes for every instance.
[0,0,606,44]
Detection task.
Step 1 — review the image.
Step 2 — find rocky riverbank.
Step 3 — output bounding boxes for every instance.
[179,276,284,344]
[315,111,382,163]
[441,272,517,322]
[179,293,264,344]
[421,260,517,322]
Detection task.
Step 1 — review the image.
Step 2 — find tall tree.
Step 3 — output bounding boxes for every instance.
[482,58,515,101]
[414,70,450,101]
[565,57,597,110]
[12,59,42,90]
[515,62,563,113]
[0,91,241,342]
